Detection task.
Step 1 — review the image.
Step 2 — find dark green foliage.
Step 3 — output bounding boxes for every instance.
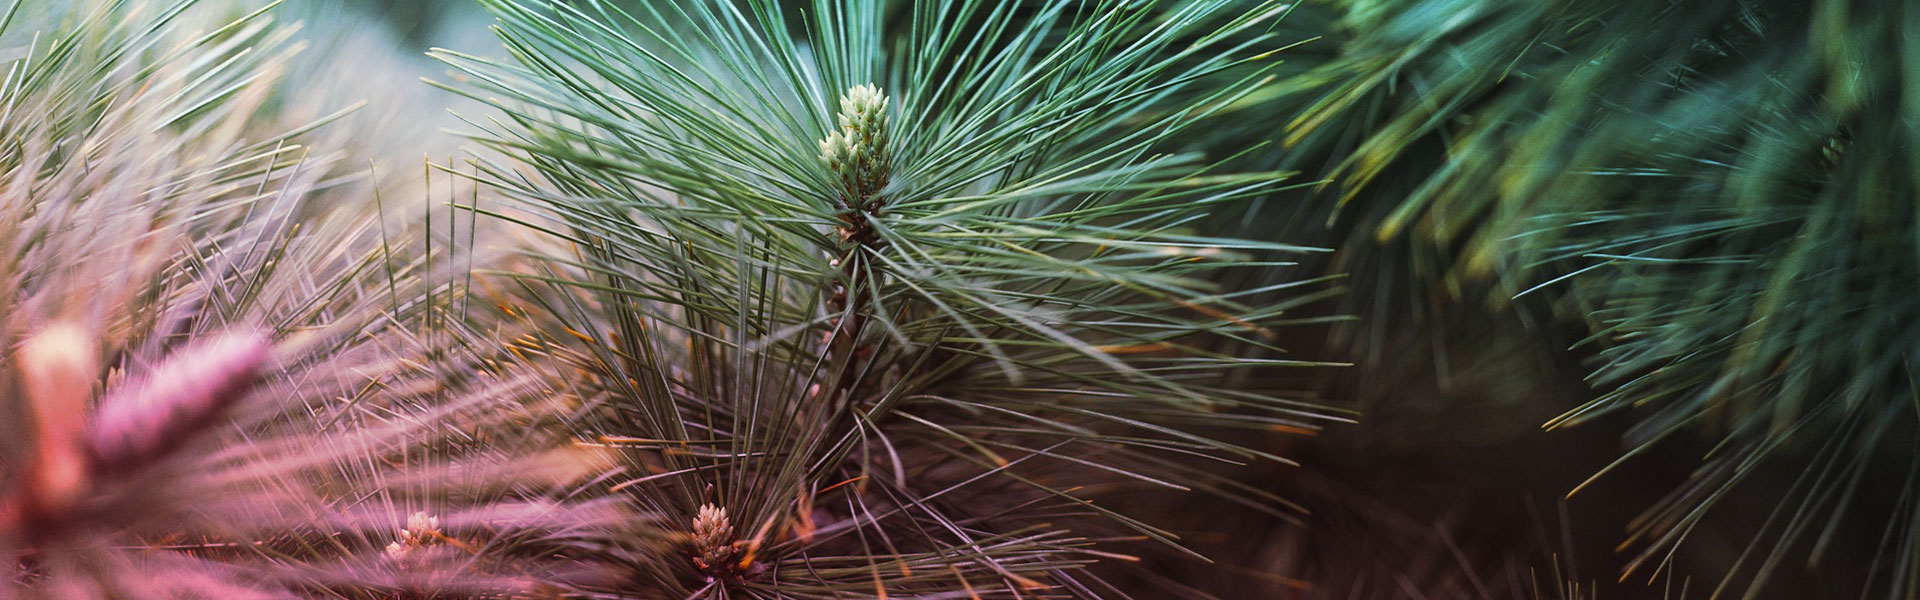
[433,0,1345,596]
[1273,0,1920,596]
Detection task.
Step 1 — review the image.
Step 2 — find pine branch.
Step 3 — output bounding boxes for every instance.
[437,0,1341,596]
[0,2,623,597]
[1268,0,1920,596]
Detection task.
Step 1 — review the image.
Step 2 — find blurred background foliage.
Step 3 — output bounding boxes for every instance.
[272,0,1918,597]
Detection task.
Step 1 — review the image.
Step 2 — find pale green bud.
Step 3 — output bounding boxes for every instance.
[819,84,891,203]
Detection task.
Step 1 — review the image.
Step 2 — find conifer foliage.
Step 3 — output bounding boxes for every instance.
[433,0,1341,595]
[7,0,1914,598]
[1279,0,1920,596]
[0,1,620,597]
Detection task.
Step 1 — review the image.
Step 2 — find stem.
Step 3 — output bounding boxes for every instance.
[818,84,892,409]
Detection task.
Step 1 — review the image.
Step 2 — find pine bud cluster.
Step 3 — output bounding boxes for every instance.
[688,503,743,578]
[385,511,443,562]
[818,83,891,205]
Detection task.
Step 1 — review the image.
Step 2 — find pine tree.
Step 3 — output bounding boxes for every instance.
[0,2,618,596]
[432,0,1342,596]
[1271,0,1920,596]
